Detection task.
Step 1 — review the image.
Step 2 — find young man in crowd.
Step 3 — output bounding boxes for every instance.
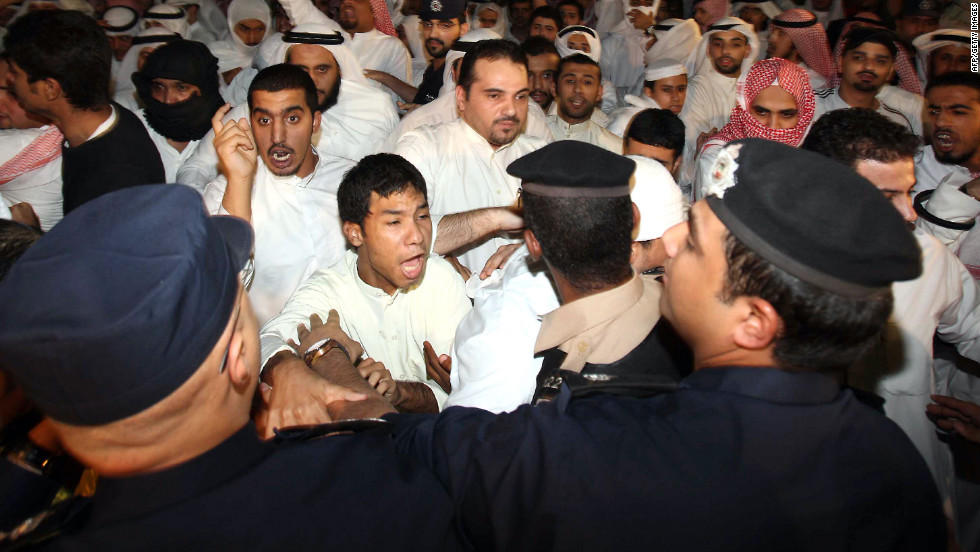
[545,54,621,152]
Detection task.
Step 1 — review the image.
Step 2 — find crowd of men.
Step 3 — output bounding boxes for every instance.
[0,0,977,548]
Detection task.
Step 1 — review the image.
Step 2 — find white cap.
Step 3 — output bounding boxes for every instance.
[644,58,686,83]
[628,155,685,242]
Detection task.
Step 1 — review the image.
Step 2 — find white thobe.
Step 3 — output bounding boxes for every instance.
[260,249,472,408]
[545,106,623,153]
[605,93,660,137]
[187,21,218,44]
[849,231,980,519]
[915,145,980,278]
[813,86,924,135]
[600,29,647,104]
[278,0,412,104]
[678,68,738,195]
[177,86,397,190]
[202,151,352,325]
[381,93,554,152]
[137,110,201,183]
[0,127,63,231]
[446,246,559,412]
[394,119,550,272]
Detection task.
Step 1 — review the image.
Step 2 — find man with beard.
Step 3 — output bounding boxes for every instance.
[524,36,559,112]
[912,29,971,88]
[4,10,164,215]
[678,17,757,196]
[176,25,398,189]
[203,64,353,325]
[814,27,925,134]
[279,0,412,105]
[545,54,621,152]
[133,40,224,182]
[410,0,469,105]
[506,0,533,42]
[394,39,549,276]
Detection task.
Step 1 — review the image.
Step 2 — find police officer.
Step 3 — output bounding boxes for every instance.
[0,185,462,551]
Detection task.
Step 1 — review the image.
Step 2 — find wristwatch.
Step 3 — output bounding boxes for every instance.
[303,338,351,366]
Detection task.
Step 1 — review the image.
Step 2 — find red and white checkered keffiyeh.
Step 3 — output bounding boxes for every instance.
[693,0,730,32]
[0,126,63,187]
[772,9,834,84]
[369,0,397,36]
[708,58,815,147]
[829,18,922,95]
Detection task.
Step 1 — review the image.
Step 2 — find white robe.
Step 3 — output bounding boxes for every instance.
[678,68,738,195]
[394,118,550,272]
[446,245,560,412]
[813,85,924,136]
[605,93,661,137]
[201,151,353,325]
[545,103,622,153]
[137,109,201,183]
[259,250,472,408]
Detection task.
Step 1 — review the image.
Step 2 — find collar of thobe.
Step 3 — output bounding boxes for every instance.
[347,249,404,304]
[625,94,662,109]
[534,272,643,354]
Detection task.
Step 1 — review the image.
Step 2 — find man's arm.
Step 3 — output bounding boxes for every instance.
[277,0,334,27]
[211,104,257,222]
[364,70,418,102]
[434,207,524,256]
[915,176,980,251]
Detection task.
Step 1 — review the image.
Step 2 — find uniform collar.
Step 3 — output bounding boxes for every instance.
[680,366,842,404]
[91,423,273,522]
[535,273,642,354]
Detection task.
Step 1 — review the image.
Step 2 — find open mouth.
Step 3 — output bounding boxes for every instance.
[401,254,424,280]
[933,131,956,151]
[566,96,586,109]
[268,147,294,170]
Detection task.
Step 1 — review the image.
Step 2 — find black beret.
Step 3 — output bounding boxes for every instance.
[704,139,921,297]
[507,141,636,198]
[420,0,466,21]
[0,185,253,425]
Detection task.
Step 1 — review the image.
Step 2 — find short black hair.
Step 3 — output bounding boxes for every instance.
[720,231,893,373]
[557,53,600,79]
[4,10,111,110]
[522,35,560,58]
[529,6,562,29]
[523,193,633,294]
[625,109,685,155]
[338,153,428,228]
[841,27,898,57]
[509,0,532,7]
[802,108,920,168]
[925,70,980,95]
[0,220,42,282]
[458,39,528,96]
[556,0,583,19]
[248,64,318,114]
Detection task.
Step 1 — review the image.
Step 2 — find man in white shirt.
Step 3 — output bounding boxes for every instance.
[606,59,687,137]
[447,151,685,412]
[280,0,412,104]
[395,39,550,275]
[204,64,351,325]
[804,107,980,552]
[178,26,398,189]
[813,27,925,134]
[99,5,140,80]
[678,17,756,193]
[912,29,971,88]
[545,53,621,152]
[132,40,225,182]
[260,153,471,414]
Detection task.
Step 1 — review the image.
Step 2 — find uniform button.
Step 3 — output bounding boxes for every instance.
[578,342,588,353]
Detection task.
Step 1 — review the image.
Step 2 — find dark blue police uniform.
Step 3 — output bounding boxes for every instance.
[26,424,463,552]
[387,367,946,552]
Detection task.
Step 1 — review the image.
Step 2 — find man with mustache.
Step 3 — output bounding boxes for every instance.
[204,64,353,325]
[545,54,621,152]
[524,36,560,112]
[394,39,550,276]
[411,0,469,105]
[259,153,471,418]
[678,17,757,197]
[813,27,925,135]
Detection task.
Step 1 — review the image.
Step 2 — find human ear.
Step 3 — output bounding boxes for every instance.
[525,228,543,260]
[226,325,251,391]
[343,220,365,247]
[732,296,780,351]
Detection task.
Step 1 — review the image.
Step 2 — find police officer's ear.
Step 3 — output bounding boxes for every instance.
[631,201,640,236]
[524,228,543,261]
[343,221,365,247]
[224,296,253,391]
[731,296,781,352]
